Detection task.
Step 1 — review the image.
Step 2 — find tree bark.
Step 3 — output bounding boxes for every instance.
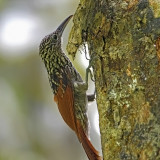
[67,0,160,159]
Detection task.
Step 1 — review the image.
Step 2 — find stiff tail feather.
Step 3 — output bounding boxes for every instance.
[76,120,102,160]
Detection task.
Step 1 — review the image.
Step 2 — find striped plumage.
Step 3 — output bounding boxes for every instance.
[39,29,82,94]
[39,15,101,160]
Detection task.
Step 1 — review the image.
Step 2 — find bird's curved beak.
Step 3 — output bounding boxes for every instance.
[56,15,73,36]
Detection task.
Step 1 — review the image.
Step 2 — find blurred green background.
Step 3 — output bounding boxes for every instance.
[0,0,101,160]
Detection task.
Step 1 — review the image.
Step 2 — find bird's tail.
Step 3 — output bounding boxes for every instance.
[76,120,102,160]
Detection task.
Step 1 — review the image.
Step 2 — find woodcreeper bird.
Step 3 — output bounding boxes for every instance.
[39,15,101,160]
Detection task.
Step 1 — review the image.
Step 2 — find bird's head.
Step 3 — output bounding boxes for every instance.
[39,15,73,58]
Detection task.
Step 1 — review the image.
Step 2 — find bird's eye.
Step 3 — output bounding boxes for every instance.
[53,35,57,40]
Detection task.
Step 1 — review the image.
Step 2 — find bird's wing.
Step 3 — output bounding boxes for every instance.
[54,78,77,132]
[54,67,102,160]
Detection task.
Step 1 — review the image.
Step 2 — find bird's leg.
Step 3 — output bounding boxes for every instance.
[85,57,96,102]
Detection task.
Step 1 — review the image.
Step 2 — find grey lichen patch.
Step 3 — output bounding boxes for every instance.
[128,74,139,92]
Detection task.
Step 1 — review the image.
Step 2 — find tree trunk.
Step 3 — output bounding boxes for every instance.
[67,0,160,159]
